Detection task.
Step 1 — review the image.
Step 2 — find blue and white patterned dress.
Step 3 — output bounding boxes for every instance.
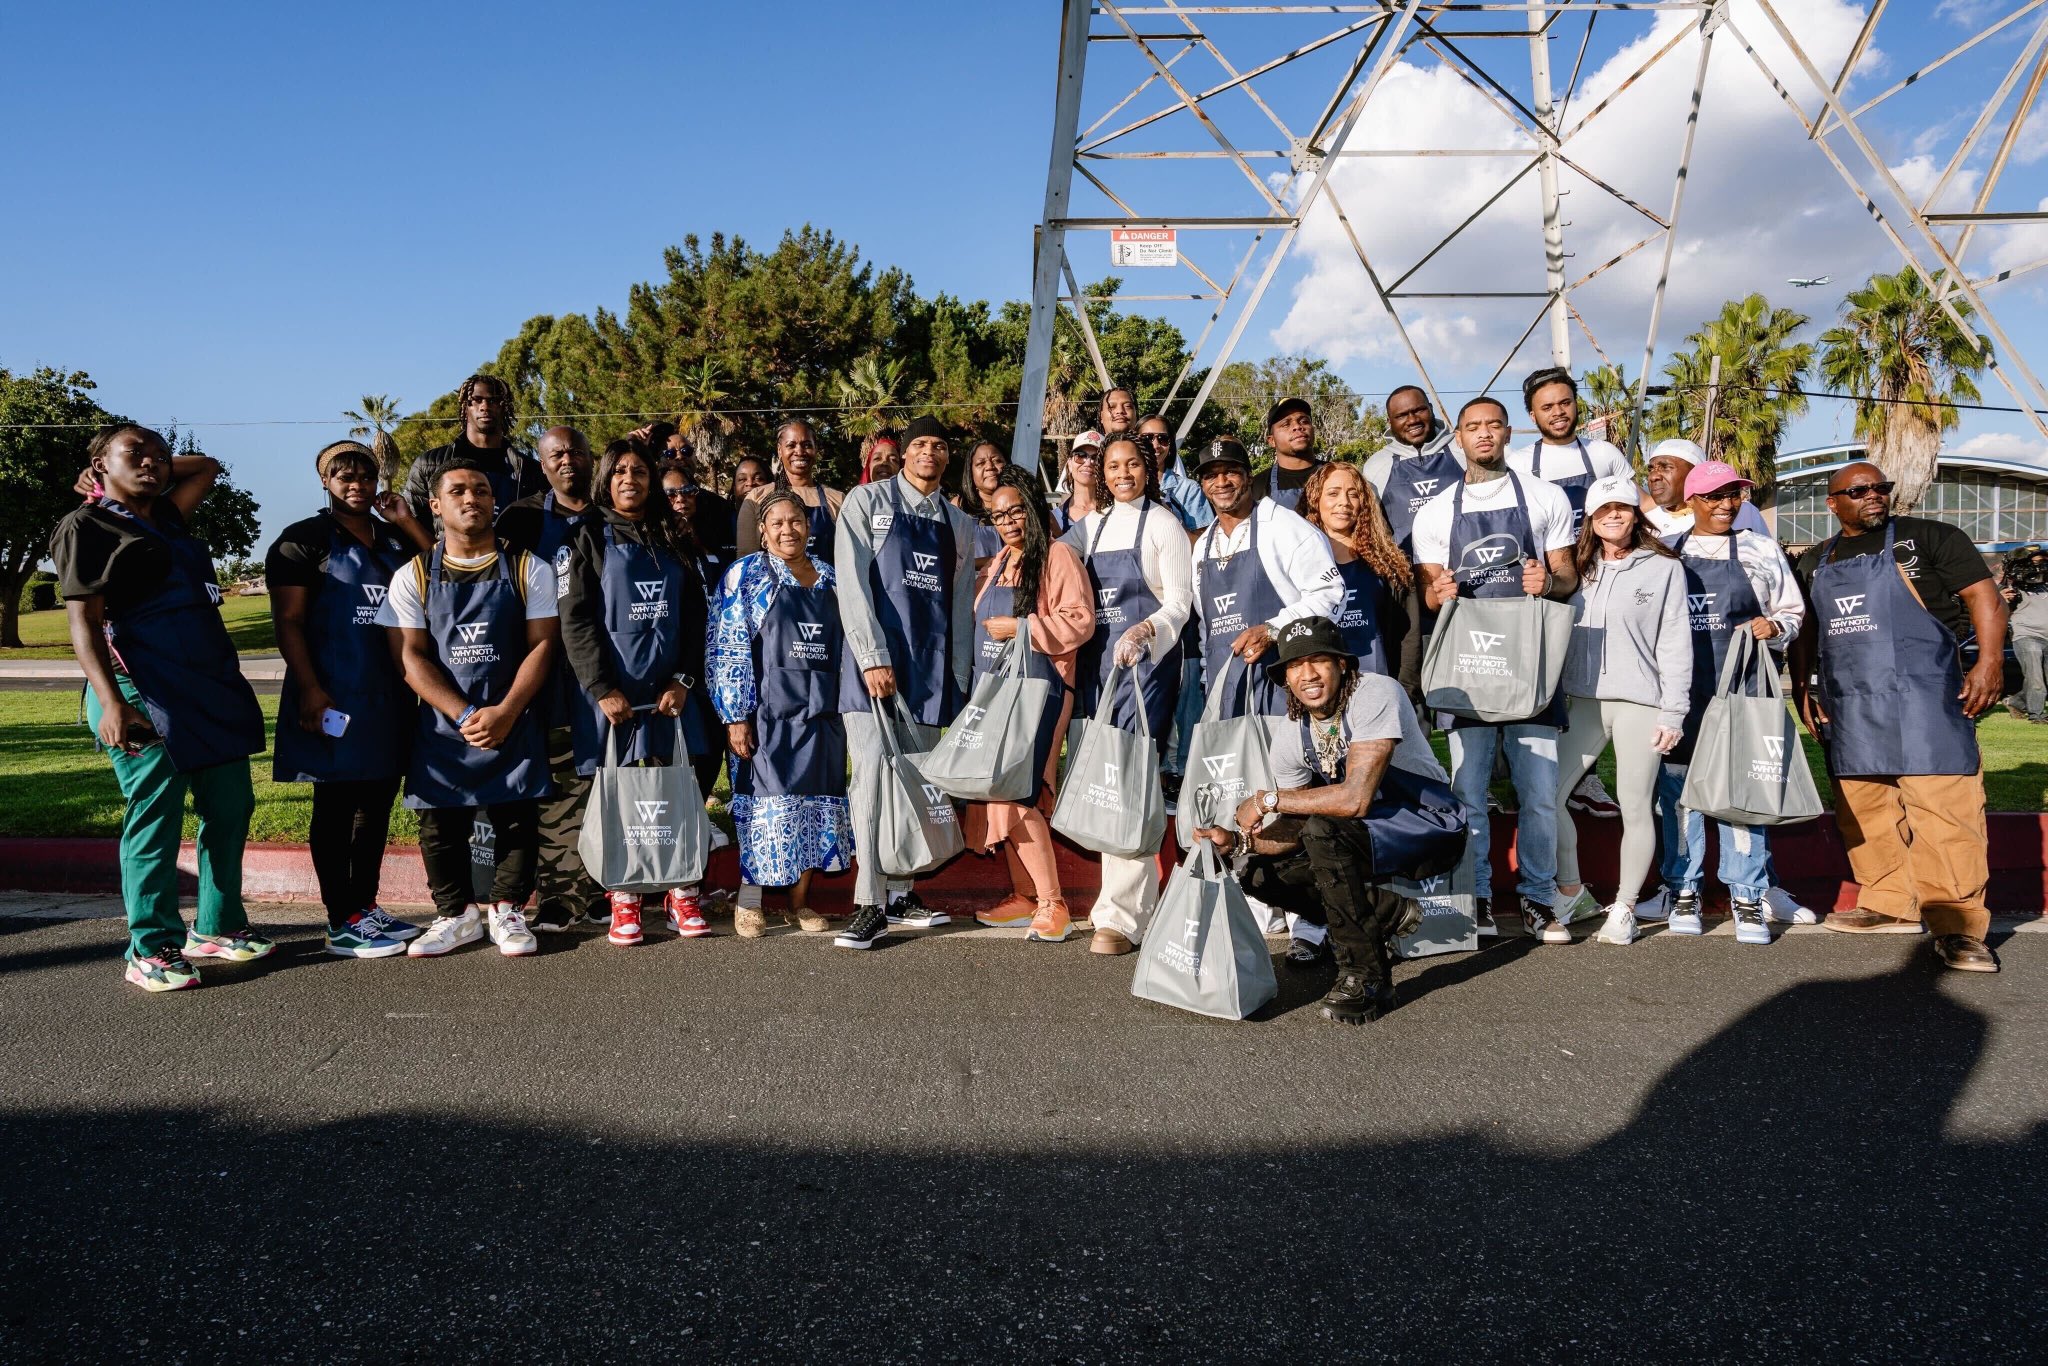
[709,552,855,887]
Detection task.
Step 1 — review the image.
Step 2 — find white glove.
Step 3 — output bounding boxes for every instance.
[1113,622,1155,668]
[1650,725,1684,755]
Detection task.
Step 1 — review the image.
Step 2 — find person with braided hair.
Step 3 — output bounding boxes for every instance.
[401,373,542,532]
[964,466,1096,943]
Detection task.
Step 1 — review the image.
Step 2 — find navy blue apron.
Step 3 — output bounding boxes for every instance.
[1811,520,1979,778]
[805,493,838,567]
[1199,510,1288,718]
[1666,531,1764,767]
[1380,443,1464,554]
[528,492,597,730]
[1444,473,1560,729]
[838,480,960,726]
[274,511,411,783]
[1076,501,1180,734]
[1298,714,1465,879]
[1264,458,1324,512]
[404,546,550,809]
[96,499,265,773]
[1531,438,1594,540]
[570,524,705,776]
[1332,556,1392,679]
[974,559,1068,793]
[973,521,1003,561]
[737,561,846,799]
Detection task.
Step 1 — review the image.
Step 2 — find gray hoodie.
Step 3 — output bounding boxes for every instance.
[1562,547,1692,728]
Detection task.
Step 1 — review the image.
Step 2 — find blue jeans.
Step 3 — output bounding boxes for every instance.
[2015,633,2046,719]
[1165,655,1205,776]
[1447,723,1558,906]
[1654,761,1769,901]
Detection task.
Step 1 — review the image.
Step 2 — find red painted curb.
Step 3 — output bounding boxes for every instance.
[5,813,2044,914]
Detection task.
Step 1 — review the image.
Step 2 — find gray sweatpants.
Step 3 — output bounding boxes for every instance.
[844,709,939,909]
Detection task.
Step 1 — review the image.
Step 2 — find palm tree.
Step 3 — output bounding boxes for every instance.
[1817,267,1992,515]
[1578,362,1640,460]
[344,394,405,483]
[835,353,923,437]
[670,359,736,476]
[1649,294,1814,488]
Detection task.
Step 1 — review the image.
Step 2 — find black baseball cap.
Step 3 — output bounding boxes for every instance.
[1265,396,1313,431]
[1191,437,1252,475]
[1264,616,1355,683]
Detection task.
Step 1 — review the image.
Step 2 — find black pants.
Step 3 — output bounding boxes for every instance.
[1241,816,1409,988]
[308,777,403,928]
[418,801,539,917]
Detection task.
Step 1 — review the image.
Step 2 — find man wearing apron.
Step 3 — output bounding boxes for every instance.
[1792,462,2008,973]
[1364,385,1464,556]
[382,460,560,960]
[1639,460,1807,941]
[1413,397,1579,940]
[832,415,978,949]
[497,426,605,933]
[1258,397,1326,512]
[1191,438,1344,721]
[268,440,435,957]
[54,425,270,992]
[1507,367,1632,541]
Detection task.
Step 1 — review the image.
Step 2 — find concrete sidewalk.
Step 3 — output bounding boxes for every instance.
[0,653,286,682]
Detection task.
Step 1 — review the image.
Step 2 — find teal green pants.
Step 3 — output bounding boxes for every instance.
[86,680,255,960]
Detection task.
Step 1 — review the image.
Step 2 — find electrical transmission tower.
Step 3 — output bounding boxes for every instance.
[1009,1,2048,466]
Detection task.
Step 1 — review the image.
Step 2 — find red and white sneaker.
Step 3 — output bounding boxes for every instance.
[1567,772,1621,819]
[607,893,644,946]
[665,887,711,938]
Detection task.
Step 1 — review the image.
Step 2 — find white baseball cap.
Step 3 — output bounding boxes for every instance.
[1584,473,1642,517]
[1647,437,1705,467]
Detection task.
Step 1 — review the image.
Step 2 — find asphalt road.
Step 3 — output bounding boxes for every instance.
[2,900,2043,1363]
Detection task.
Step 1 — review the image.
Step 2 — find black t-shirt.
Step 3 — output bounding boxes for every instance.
[264,511,414,591]
[51,500,194,618]
[1795,514,1991,641]
[496,490,596,558]
[1268,457,1320,497]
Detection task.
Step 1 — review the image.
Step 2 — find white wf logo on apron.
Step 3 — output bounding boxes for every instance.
[450,621,499,666]
[1209,592,1244,634]
[1687,592,1720,632]
[1098,586,1124,623]
[1829,594,1874,637]
[629,580,669,622]
[356,583,387,625]
[906,551,941,593]
[792,621,829,661]
[624,799,675,848]
[1408,478,1442,508]
[1340,588,1362,628]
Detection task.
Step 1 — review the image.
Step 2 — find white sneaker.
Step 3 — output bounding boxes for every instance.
[406,906,484,957]
[487,902,538,957]
[1763,886,1818,925]
[1555,887,1602,925]
[1666,890,1705,936]
[1633,887,1670,923]
[1593,903,1638,945]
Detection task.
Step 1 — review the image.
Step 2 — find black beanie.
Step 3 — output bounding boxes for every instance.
[902,415,949,446]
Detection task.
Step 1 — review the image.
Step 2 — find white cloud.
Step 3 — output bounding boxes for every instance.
[1271,0,1905,386]
[1935,0,2004,24]
[1989,195,2048,274]
[1952,431,2048,463]
[1888,154,1982,212]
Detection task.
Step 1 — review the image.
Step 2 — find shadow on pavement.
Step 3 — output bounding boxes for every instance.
[2,959,2041,1361]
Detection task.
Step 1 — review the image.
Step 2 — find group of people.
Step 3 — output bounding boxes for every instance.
[53,364,2014,1018]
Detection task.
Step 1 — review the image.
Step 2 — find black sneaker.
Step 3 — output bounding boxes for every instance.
[1522,897,1563,942]
[530,902,583,934]
[1284,936,1331,970]
[1474,897,1499,938]
[834,904,889,950]
[1319,972,1391,1025]
[885,892,950,928]
[1161,771,1184,803]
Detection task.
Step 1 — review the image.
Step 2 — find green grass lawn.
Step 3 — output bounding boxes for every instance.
[0,690,738,844]
[3,594,277,659]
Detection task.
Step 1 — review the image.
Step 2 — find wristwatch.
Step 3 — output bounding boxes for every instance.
[1260,789,1280,814]
[671,672,696,689]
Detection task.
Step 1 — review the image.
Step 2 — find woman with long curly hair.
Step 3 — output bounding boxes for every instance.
[1299,461,1411,681]
[965,466,1097,943]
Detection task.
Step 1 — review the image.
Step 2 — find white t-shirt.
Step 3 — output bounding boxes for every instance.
[376,549,559,630]
[1267,672,1447,789]
[1409,472,1577,570]
[1059,497,1193,664]
[1507,436,1631,485]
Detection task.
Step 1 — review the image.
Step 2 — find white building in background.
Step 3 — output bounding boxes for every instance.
[1762,443,2048,553]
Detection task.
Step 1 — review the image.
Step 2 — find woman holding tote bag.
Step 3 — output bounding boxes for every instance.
[1548,476,1691,946]
[966,468,1096,943]
[561,440,716,947]
[709,490,853,938]
[1060,435,1191,955]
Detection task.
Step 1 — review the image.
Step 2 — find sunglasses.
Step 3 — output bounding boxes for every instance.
[1829,481,1894,500]
[664,487,694,502]
[1694,487,1746,504]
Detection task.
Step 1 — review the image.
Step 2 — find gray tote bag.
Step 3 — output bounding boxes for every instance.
[1422,593,1576,724]
[1131,787,1278,1021]
[578,716,710,893]
[1393,841,1480,959]
[918,620,1053,803]
[1051,664,1167,858]
[1679,632,1825,827]
[1176,659,1279,851]
[874,697,968,877]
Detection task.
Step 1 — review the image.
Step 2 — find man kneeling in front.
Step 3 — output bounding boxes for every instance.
[1196,618,1466,1024]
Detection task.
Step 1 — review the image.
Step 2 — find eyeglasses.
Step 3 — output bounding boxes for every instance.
[989,507,1032,525]
[1829,480,1894,500]
[664,487,693,502]
[1140,432,1173,445]
[1694,487,1745,504]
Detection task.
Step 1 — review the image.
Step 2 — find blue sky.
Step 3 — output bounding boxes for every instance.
[4,1,2044,547]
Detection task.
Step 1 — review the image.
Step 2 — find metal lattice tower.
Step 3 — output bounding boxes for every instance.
[1009,1,2048,466]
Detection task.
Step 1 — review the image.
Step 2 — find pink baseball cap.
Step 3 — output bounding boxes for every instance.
[1684,460,1753,499]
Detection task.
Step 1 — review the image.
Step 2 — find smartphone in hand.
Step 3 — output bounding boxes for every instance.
[320,708,351,738]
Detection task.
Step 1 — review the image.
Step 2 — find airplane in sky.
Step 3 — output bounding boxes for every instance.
[1787,275,1832,288]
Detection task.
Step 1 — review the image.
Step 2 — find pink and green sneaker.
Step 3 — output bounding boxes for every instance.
[125,950,201,993]
[183,930,277,963]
